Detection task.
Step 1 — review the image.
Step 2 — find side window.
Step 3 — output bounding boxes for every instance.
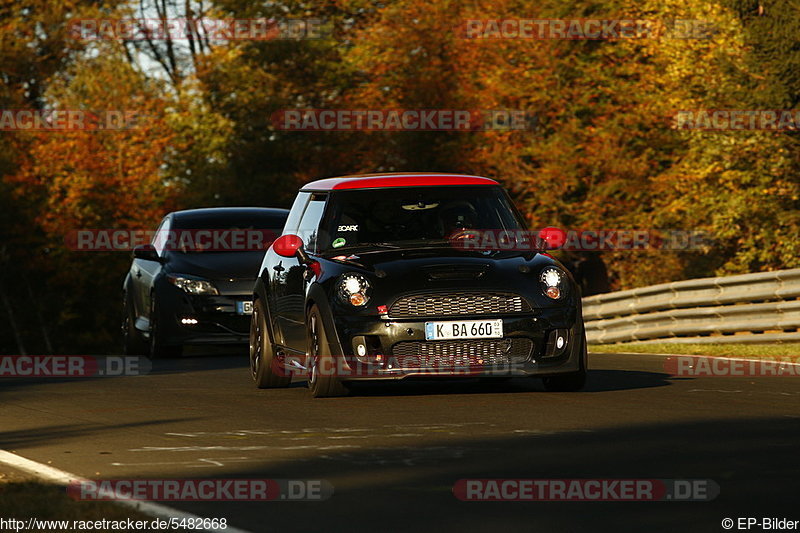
[296,194,328,253]
[282,192,311,235]
[151,216,170,256]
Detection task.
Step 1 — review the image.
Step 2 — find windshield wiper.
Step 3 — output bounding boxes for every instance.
[349,242,402,250]
[326,240,459,254]
[322,242,399,255]
[371,242,403,248]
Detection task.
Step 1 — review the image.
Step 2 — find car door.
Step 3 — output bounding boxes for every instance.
[275,193,328,352]
[266,193,309,349]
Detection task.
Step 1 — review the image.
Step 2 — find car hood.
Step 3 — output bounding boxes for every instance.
[322,247,561,297]
[165,251,264,280]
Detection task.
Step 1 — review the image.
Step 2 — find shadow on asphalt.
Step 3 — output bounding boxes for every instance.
[162,416,799,533]
[1,357,673,396]
[339,368,674,397]
[0,419,193,450]
[146,353,248,375]
[0,354,249,391]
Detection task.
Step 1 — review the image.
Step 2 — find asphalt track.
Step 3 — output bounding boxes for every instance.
[1,352,799,532]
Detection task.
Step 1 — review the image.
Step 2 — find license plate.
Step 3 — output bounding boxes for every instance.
[236,300,253,315]
[425,319,503,341]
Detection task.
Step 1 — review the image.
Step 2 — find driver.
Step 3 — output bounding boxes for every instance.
[437,200,478,236]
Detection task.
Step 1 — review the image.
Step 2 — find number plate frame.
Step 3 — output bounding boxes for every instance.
[424,319,503,341]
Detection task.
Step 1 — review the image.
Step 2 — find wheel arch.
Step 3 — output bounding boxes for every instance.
[253,277,279,347]
[306,283,344,357]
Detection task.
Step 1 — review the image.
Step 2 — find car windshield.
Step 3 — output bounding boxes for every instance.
[165,211,287,253]
[317,186,524,252]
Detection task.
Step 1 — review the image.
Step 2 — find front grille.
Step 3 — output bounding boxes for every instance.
[389,291,532,318]
[391,338,533,368]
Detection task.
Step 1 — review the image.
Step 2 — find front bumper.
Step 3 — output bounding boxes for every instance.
[316,307,583,381]
[156,286,254,346]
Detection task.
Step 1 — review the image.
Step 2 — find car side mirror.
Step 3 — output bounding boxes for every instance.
[538,227,567,250]
[133,244,162,262]
[273,234,311,264]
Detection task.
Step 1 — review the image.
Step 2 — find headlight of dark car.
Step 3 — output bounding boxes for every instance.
[167,274,220,295]
[539,266,566,300]
[337,273,371,307]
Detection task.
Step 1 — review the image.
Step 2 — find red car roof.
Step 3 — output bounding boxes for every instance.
[301,173,499,191]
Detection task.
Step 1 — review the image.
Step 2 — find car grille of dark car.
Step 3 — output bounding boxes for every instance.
[389,291,532,318]
[391,338,533,368]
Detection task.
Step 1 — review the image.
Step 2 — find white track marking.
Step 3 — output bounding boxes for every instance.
[111,457,261,468]
[687,389,743,393]
[165,428,373,438]
[0,449,252,533]
[130,445,313,452]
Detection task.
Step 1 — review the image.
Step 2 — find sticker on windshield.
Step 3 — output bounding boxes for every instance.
[338,225,358,231]
[332,238,346,248]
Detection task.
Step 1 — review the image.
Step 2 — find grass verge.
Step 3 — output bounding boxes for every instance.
[589,343,800,358]
[0,480,152,522]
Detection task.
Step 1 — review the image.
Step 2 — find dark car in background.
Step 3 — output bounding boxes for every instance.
[249,173,587,397]
[123,207,289,357]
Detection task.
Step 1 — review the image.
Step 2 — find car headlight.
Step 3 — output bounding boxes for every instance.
[540,266,566,300]
[337,273,371,306]
[167,274,219,295]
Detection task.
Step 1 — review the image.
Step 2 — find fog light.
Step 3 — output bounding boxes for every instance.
[352,335,383,364]
[181,317,198,325]
[544,329,569,358]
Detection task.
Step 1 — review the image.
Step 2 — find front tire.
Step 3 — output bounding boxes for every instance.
[307,305,349,398]
[250,299,291,388]
[542,330,587,392]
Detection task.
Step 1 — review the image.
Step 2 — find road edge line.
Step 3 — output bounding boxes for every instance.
[0,449,252,533]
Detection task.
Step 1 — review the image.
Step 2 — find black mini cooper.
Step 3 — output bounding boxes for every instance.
[250,173,587,397]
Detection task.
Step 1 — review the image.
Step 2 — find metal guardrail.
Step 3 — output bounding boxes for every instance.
[582,268,800,344]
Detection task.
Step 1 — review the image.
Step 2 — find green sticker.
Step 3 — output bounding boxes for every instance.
[332,238,346,248]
